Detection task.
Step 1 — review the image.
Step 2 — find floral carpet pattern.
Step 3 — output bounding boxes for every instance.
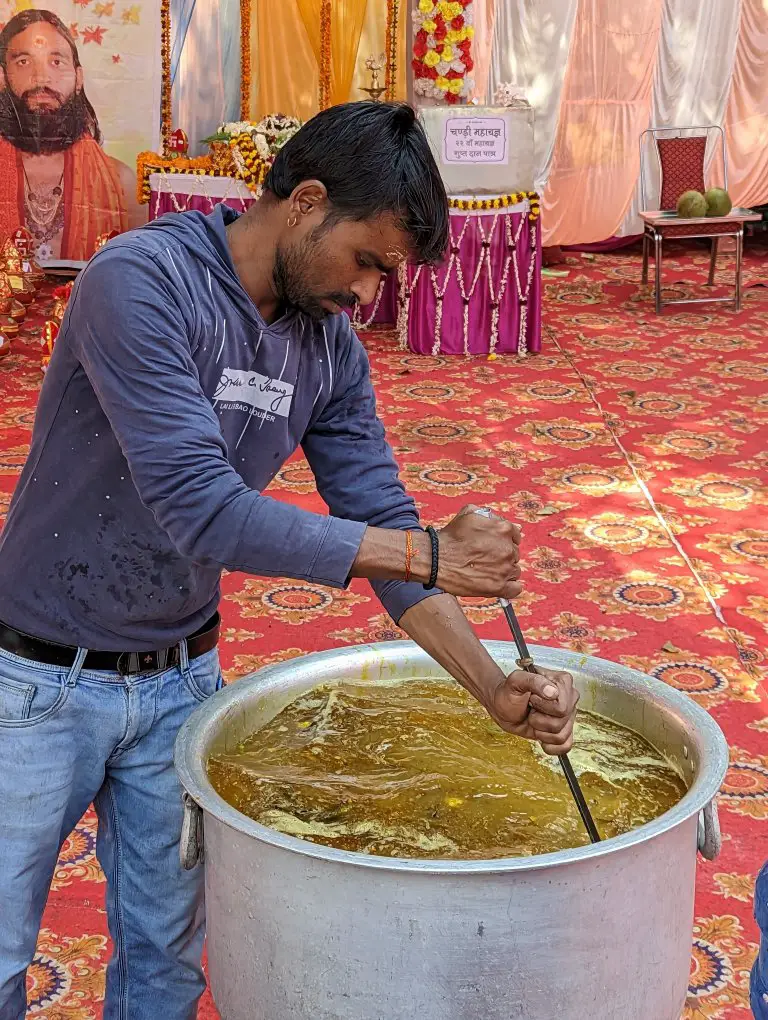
[0,243,766,1018]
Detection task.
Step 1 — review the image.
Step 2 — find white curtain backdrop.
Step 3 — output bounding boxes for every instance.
[618,0,743,237]
[172,0,241,156]
[488,0,578,192]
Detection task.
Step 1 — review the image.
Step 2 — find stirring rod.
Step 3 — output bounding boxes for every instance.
[500,596,602,844]
[471,507,601,842]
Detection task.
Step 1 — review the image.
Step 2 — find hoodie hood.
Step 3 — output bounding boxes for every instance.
[140,204,304,339]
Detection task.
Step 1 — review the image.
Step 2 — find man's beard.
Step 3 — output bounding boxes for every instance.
[273,231,357,323]
[0,87,94,155]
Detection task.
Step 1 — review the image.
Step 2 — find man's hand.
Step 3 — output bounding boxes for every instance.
[350,503,522,601]
[435,504,522,600]
[485,665,579,755]
[397,594,580,755]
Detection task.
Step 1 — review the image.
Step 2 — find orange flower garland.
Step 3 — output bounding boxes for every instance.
[319,0,332,110]
[385,0,401,101]
[450,191,541,220]
[229,133,271,191]
[160,0,172,154]
[136,152,218,204]
[136,140,272,205]
[240,0,252,119]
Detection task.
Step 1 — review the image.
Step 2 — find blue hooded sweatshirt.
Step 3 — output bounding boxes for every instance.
[0,205,436,650]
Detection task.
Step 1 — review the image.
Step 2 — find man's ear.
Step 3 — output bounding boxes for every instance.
[0,67,6,91]
[75,66,84,92]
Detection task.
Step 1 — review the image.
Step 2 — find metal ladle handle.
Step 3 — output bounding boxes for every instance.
[473,508,601,843]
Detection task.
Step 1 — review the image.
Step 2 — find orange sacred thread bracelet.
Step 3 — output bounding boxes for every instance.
[404,530,413,582]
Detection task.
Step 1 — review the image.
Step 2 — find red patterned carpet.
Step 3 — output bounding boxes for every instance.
[1,244,767,1019]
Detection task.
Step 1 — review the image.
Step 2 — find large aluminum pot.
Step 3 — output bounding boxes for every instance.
[175,641,728,1020]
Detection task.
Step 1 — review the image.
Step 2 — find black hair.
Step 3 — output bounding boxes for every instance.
[0,8,101,146]
[265,102,449,265]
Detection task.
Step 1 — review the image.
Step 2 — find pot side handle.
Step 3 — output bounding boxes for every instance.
[697,799,721,861]
[181,792,205,870]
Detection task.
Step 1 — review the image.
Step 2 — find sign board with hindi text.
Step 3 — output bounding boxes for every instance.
[418,105,535,196]
[443,118,508,166]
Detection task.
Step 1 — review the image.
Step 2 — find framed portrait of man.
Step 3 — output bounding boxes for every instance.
[0,0,160,267]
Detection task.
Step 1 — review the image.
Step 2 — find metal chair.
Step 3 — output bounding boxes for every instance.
[639,126,753,313]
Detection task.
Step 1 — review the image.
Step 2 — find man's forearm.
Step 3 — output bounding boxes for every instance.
[349,526,432,584]
[397,592,506,710]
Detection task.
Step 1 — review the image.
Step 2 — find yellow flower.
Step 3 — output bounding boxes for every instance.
[448,78,463,93]
[435,75,450,91]
[446,28,463,44]
[423,50,441,67]
[423,19,437,32]
[440,45,454,61]
[487,353,498,361]
[465,25,475,39]
[447,0,463,16]
[419,0,435,12]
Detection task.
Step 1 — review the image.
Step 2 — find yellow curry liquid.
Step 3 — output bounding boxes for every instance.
[207,679,688,859]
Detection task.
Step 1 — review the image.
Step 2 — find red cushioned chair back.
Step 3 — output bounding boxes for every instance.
[657,136,707,210]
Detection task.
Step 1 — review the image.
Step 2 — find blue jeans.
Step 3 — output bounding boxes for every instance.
[0,639,222,1020]
[753,861,768,1019]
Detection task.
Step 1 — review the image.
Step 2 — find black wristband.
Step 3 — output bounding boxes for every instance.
[424,525,439,590]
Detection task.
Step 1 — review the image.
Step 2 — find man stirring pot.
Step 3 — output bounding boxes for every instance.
[0,102,578,1019]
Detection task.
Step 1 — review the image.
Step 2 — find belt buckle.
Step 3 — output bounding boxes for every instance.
[116,650,166,676]
[116,648,176,676]
[116,651,143,676]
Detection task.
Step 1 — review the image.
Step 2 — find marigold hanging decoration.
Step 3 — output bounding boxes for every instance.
[240,0,252,118]
[319,0,332,110]
[385,0,401,101]
[412,0,475,105]
[160,0,172,154]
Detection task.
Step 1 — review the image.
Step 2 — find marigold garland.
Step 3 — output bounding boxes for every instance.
[240,0,252,119]
[385,0,401,101]
[136,140,272,206]
[449,191,541,219]
[229,133,271,192]
[412,0,475,105]
[160,0,172,154]
[319,0,332,110]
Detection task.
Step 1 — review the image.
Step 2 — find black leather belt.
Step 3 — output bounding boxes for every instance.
[0,613,220,676]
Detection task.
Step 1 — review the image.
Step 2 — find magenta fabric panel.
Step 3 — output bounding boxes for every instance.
[405,210,541,356]
[149,192,255,221]
[356,271,398,326]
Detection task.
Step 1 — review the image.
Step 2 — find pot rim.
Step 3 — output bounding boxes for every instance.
[175,641,729,874]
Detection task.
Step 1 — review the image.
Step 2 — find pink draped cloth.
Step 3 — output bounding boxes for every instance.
[403,208,541,356]
[150,190,254,218]
[355,273,398,326]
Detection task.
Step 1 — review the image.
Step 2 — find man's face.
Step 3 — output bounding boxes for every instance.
[2,22,80,111]
[274,211,410,323]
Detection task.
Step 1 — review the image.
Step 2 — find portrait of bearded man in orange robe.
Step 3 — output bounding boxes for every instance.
[0,8,146,262]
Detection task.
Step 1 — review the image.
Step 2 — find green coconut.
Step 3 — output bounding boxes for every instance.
[705,187,733,217]
[676,190,708,218]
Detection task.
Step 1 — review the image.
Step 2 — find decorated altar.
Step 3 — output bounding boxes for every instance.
[135,0,542,357]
